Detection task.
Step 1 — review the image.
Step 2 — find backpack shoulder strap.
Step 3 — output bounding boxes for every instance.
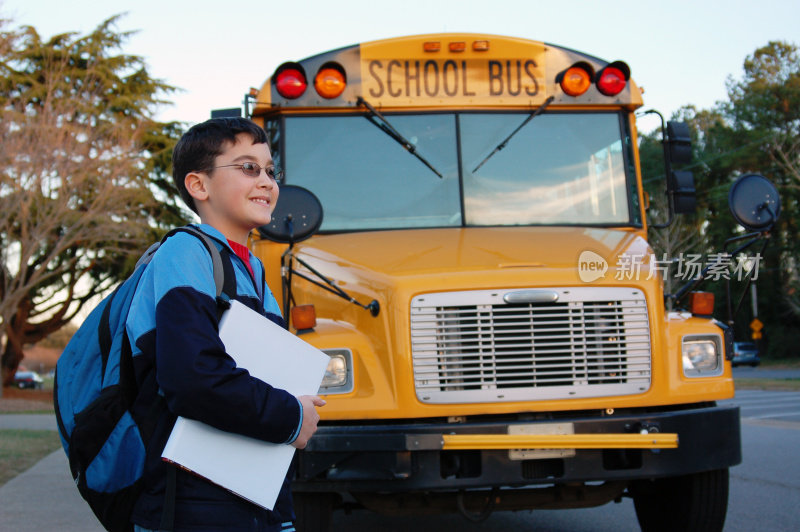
[163,226,237,306]
[99,227,236,363]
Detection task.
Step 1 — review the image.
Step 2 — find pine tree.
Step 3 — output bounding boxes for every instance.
[0,15,188,387]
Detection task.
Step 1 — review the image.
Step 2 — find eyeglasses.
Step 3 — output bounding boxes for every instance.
[213,162,284,181]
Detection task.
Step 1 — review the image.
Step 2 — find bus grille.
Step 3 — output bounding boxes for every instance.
[410,288,651,404]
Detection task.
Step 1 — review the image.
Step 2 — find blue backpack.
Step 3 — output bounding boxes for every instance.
[54,226,236,532]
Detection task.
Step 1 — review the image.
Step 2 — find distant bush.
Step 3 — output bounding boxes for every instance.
[38,324,78,349]
[763,323,800,360]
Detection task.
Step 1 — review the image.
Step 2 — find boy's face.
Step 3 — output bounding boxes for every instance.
[195,133,279,242]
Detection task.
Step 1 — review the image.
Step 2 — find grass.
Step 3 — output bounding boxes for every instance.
[1,406,54,414]
[0,429,62,487]
[759,358,800,369]
[0,386,61,487]
[735,378,800,391]
[734,357,800,390]
[0,399,54,414]
[0,387,54,414]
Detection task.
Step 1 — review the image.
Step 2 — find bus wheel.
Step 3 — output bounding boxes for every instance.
[631,468,729,532]
[294,492,337,532]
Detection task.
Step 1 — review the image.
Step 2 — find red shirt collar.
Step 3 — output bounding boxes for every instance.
[227,239,254,279]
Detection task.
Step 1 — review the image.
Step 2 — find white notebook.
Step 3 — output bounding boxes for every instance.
[161,300,330,510]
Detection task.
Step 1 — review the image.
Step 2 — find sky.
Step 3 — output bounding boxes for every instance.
[2,0,799,134]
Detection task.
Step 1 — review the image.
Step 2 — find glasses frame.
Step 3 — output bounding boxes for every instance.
[212,162,284,181]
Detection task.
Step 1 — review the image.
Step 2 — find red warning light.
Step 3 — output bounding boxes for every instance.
[275,67,307,99]
[596,62,630,96]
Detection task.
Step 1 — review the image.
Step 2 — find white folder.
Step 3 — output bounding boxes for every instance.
[161,300,330,510]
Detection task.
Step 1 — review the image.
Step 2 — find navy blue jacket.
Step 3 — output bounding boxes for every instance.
[126,224,301,531]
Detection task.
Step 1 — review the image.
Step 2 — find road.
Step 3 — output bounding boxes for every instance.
[725,390,800,530]
[331,389,800,531]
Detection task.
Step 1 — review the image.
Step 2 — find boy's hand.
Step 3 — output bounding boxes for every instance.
[291,395,326,449]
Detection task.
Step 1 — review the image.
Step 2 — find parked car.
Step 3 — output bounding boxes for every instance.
[13,370,44,389]
[732,341,761,367]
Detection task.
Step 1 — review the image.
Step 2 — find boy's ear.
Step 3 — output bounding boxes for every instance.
[185,171,209,203]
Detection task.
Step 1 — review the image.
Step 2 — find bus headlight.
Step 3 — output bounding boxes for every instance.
[682,335,723,377]
[319,348,354,394]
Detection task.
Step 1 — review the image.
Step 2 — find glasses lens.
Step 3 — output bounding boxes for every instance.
[240,162,261,177]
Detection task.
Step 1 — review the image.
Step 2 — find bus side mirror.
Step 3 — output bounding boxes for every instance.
[258,185,323,243]
[666,121,696,214]
[646,114,697,229]
[669,170,696,214]
[671,174,780,322]
[729,174,781,231]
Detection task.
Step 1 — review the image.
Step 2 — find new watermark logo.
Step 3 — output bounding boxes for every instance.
[578,251,762,283]
[578,250,608,283]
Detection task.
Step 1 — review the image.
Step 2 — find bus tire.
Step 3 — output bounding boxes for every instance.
[631,468,729,532]
[294,492,336,532]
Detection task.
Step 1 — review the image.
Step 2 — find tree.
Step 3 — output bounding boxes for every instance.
[0,15,187,387]
[724,43,800,330]
[727,41,800,186]
[716,42,800,355]
[666,42,800,357]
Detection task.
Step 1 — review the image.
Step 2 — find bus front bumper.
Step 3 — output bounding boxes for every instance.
[294,403,741,493]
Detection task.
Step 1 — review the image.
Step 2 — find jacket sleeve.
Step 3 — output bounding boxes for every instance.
[142,234,301,444]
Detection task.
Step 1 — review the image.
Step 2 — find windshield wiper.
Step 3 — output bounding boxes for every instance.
[356,96,443,178]
[471,95,555,173]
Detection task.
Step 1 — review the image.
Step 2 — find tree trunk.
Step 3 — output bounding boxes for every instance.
[1,301,36,387]
[1,298,64,387]
[1,328,25,387]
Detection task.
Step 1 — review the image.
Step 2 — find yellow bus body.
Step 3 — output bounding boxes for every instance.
[252,227,734,420]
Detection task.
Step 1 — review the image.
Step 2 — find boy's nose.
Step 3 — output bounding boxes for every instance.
[257,173,275,188]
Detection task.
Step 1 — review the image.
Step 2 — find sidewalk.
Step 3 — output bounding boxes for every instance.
[0,414,104,531]
[0,413,58,430]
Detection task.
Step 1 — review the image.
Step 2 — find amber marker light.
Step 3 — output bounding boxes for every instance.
[472,40,490,51]
[560,63,593,97]
[423,41,441,52]
[688,292,715,316]
[291,304,317,331]
[314,66,346,99]
[275,67,307,99]
[449,41,466,52]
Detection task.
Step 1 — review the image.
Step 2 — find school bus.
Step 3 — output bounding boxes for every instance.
[242,33,741,531]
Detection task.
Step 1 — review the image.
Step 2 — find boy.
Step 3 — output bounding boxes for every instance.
[126,117,324,531]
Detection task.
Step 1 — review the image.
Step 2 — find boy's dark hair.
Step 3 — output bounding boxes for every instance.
[172,117,270,213]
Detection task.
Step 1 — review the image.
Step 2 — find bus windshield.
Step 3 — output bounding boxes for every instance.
[283,112,637,231]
